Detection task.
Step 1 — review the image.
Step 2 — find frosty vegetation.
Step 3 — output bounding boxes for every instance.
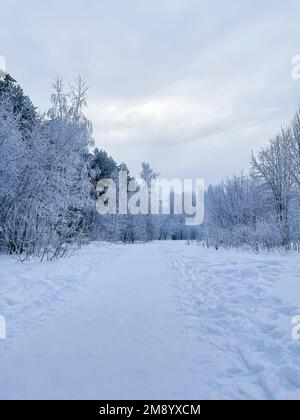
[1,73,300,259]
[206,112,300,251]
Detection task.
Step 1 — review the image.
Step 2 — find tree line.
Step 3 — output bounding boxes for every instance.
[205,109,300,251]
[1,73,300,259]
[0,74,195,260]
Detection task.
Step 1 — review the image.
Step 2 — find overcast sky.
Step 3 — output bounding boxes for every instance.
[1,0,300,184]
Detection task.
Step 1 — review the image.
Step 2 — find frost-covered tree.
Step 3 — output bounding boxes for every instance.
[0,95,26,253]
[0,72,37,140]
[251,130,295,248]
[204,109,300,251]
[205,174,267,249]
[0,75,94,259]
[139,162,160,241]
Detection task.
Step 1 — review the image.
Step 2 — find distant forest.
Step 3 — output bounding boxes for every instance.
[1,74,300,260]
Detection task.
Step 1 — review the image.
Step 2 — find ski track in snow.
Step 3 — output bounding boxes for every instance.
[0,241,300,400]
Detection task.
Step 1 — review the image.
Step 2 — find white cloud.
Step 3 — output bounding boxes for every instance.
[1,0,300,184]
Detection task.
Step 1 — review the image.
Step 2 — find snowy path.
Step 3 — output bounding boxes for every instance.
[0,243,202,400]
[1,242,300,400]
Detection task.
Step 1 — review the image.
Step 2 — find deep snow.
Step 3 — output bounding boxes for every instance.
[0,241,300,400]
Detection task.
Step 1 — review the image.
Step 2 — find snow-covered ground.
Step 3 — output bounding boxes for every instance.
[165,243,300,400]
[0,241,300,400]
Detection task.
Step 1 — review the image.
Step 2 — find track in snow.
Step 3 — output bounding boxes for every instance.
[0,242,300,400]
